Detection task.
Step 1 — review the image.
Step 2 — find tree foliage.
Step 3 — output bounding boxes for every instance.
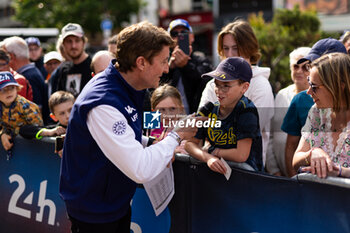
[12,0,145,35]
[249,5,321,92]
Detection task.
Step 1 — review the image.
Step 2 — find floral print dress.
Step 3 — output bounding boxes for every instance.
[302,105,350,168]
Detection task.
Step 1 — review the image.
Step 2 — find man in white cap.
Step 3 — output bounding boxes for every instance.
[44,51,63,96]
[44,51,63,81]
[51,23,92,97]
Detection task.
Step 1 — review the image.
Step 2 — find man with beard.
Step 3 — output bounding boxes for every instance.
[51,23,92,97]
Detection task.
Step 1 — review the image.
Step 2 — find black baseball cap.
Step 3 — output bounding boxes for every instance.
[202,57,252,83]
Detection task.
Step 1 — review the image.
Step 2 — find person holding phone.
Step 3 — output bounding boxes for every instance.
[160,19,213,114]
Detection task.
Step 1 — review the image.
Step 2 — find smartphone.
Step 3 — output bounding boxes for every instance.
[177,32,190,55]
[55,136,64,152]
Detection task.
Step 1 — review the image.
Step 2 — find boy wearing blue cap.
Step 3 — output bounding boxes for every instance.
[0,71,43,151]
[185,57,263,173]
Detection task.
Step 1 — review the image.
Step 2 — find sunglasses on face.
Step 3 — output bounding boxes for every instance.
[292,63,311,73]
[307,76,324,93]
[170,30,189,38]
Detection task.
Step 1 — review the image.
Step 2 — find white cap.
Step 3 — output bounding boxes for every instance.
[44,51,63,64]
[61,23,84,40]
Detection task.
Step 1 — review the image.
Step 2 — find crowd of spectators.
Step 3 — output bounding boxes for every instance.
[1,19,350,182]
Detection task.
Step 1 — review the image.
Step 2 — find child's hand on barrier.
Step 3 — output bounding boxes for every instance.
[53,126,66,136]
[1,133,13,151]
[207,155,227,175]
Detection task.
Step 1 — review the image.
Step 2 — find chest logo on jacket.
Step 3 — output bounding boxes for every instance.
[125,105,136,114]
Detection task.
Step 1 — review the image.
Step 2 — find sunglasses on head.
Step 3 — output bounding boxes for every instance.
[170,30,189,38]
[292,63,311,73]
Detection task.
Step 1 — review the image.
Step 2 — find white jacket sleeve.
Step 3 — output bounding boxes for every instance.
[87,105,178,184]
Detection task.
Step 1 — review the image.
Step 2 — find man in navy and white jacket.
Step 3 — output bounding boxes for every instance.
[59,22,197,233]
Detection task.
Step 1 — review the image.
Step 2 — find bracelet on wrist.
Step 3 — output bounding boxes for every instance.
[338,164,342,177]
[36,128,46,140]
[305,148,315,165]
[147,136,156,147]
[212,148,220,157]
[168,131,182,145]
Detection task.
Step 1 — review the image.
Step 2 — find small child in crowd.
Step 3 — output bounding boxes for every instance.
[20,91,74,139]
[150,84,188,154]
[185,57,263,173]
[0,71,43,151]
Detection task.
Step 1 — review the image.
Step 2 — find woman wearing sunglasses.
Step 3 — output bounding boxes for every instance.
[293,53,350,178]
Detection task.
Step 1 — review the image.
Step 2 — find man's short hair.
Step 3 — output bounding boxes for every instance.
[289,47,312,65]
[2,36,29,59]
[49,91,75,113]
[0,48,10,63]
[115,21,175,73]
[108,34,118,45]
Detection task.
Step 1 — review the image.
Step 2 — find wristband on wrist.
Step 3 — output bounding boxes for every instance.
[212,148,220,157]
[35,128,46,140]
[305,148,314,165]
[168,131,182,145]
[147,136,156,147]
[338,164,342,177]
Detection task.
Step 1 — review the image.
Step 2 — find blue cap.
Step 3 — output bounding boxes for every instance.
[297,38,347,64]
[25,37,41,46]
[0,72,19,90]
[167,19,193,33]
[202,57,252,83]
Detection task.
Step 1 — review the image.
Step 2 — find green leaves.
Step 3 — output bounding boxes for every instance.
[12,0,144,34]
[249,5,321,91]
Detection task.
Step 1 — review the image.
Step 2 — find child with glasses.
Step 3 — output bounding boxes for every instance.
[185,57,263,174]
[0,72,43,152]
[198,19,274,169]
[293,53,350,178]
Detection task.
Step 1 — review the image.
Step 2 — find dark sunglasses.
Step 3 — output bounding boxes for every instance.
[292,63,310,73]
[170,30,189,38]
[307,76,324,93]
